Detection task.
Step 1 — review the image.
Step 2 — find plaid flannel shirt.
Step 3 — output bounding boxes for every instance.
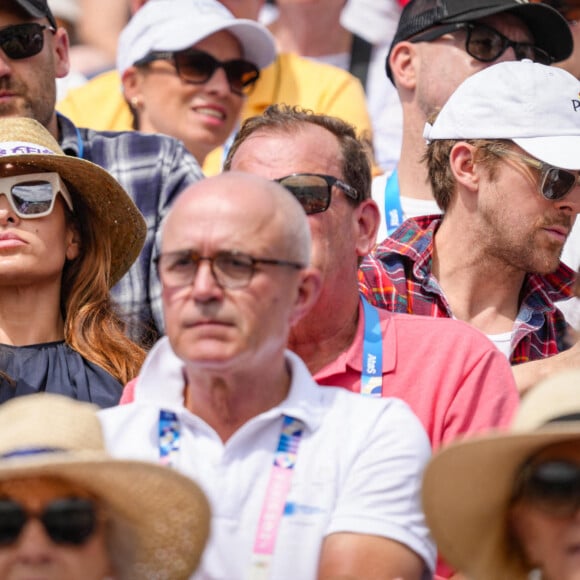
[58,114,204,346]
[359,215,575,364]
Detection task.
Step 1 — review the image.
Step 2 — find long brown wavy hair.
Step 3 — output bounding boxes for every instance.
[61,188,145,384]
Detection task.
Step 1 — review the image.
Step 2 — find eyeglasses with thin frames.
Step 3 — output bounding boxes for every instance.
[410,21,553,65]
[0,173,74,218]
[156,250,305,290]
[0,23,56,60]
[134,49,260,96]
[492,149,580,201]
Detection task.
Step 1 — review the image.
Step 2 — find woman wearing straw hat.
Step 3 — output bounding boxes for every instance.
[0,117,146,407]
[423,370,580,580]
[0,392,210,580]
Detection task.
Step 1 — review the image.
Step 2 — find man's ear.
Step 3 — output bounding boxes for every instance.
[289,267,322,327]
[53,27,70,79]
[353,199,380,255]
[389,41,418,91]
[449,142,480,193]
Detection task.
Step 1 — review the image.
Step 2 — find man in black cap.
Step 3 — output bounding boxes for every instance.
[371,0,573,241]
[0,0,204,347]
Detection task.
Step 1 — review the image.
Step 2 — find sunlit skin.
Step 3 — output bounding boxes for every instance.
[0,7,69,137]
[511,442,580,580]
[0,477,112,580]
[227,124,379,373]
[430,143,580,336]
[122,31,246,164]
[472,147,580,276]
[413,13,535,118]
[0,165,80,345]
[160,173,321,440]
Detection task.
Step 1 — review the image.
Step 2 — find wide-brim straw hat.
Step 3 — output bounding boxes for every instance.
[0,117,146,287]
[422,370,580,580]
[0,393,210,580]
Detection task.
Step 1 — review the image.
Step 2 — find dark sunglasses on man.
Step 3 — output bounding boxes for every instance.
[410,21,554,65]
[274,173,360,215]
[134,48,260,96]
[0,22,55,60]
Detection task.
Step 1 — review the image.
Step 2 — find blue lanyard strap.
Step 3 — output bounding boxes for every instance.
[360,296,383,397]
[74,126,84,160]
[384,168,404,236]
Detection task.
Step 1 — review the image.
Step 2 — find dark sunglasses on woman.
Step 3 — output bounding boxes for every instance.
[134,48,260,96]
[0,497,97,546]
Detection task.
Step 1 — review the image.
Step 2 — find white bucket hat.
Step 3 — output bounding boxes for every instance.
[117,0,277,76]
[423,60,580,170]
[0,393,210,580]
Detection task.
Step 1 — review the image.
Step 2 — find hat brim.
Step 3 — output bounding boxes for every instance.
[422,424,580,579]
[441,3,573,62]
[1,154,146,287]
[0,452,210,580]
[514,136,580,171]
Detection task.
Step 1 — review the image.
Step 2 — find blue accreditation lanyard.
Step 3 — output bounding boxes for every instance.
[157,410,305,579]
[360,297,383,397]
[158,410,181,466]
[74,126,84,159]
[384,168,404,236]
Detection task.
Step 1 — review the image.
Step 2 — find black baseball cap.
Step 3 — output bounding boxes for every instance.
[386,0,573,83]
[8,0,57,28]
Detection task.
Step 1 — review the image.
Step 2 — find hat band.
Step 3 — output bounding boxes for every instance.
[0,141,57,157]
[1,447,64,459]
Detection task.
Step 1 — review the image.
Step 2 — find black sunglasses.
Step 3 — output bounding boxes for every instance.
[0,497,97,546]
[410,22,553,65]
[274,173,360,215]
[0,23,56,60]
[134,48,260,96]
[513,459,580,518]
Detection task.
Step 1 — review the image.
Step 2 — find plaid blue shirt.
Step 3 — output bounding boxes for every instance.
[58,114,204,346]
[360,215,575,364]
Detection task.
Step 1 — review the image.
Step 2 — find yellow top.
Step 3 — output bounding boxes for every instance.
[57,53,373,176]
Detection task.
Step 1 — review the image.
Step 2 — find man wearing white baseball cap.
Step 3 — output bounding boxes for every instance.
[360,59,580,393]
[117,0,276,166]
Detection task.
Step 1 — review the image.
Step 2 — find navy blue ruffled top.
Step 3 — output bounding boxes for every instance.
[0,341,122,408]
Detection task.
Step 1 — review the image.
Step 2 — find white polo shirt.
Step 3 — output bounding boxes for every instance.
[99,338,435,579]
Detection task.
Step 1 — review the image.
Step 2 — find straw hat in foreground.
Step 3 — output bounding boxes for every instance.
[0,393,210,580]
[422,370,580,580]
